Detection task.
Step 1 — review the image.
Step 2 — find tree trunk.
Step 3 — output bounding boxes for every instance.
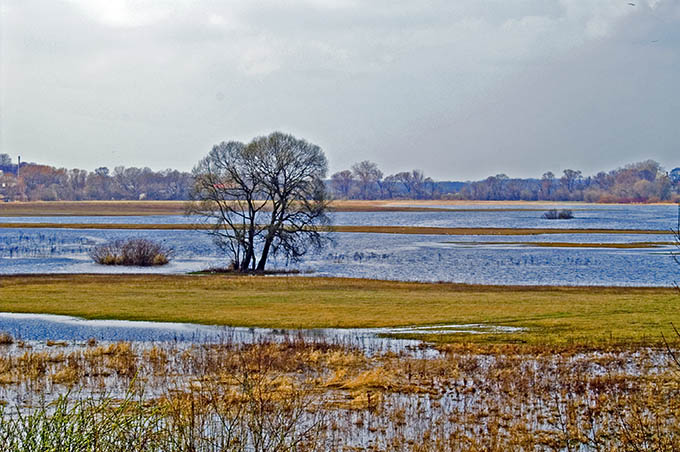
[241,221,256,271]
[240,251,252,272]
[256,236,273,271]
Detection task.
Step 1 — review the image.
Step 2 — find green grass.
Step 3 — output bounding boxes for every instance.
[0,274,677,346]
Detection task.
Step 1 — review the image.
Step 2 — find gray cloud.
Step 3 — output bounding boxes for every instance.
[1,0,678,179]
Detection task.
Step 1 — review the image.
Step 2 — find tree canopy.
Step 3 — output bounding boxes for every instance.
[188,132,330,272]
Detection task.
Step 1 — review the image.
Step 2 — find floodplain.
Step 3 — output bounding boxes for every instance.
[0,200,679,449]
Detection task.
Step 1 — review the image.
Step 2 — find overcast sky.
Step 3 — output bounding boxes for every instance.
[1,0,678,180]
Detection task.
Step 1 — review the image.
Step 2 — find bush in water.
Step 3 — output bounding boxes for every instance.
[89,239,173,266]
[542,209,574,220]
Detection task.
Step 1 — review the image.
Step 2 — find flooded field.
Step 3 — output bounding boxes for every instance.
[1,203,677,230]
[0,204,679,450]
[0,312,450,356]
[0,210,677,285]
[0,329,677,451]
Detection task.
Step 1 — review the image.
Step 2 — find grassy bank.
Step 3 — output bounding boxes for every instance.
[444,240,675,248]
[0,201,189,216]
[0,274,677,346]
[0,200,636,216]
[0,200,532,215]
[0,222,670,236]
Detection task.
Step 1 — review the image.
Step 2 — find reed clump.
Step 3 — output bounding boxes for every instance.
[89,239,173,266]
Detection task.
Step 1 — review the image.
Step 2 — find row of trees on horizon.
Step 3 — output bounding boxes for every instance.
[332,159,680,203]
[1,152,679,203]
[0,154,191,201]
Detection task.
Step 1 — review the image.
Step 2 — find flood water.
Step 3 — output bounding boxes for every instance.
[0,204,678,286]
[0,312,513,357]
[1,203,678,229]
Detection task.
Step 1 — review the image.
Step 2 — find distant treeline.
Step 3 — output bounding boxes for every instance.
[1,153,679,202]
[331,159,680,203]
[0,155,191,201]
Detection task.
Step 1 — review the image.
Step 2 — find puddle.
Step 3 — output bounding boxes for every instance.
[386,324,525,335]
[0,313,525,358]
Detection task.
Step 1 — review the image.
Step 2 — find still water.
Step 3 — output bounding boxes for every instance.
[1,203,678,230]
[0,205,678,286]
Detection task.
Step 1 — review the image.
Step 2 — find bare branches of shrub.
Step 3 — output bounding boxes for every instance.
[542,209,574,220]
[89,239,173,266]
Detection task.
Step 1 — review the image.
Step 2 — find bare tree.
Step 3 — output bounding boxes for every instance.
[85,168,114,200]
[393,170,426,198]
[189,132,330,272]
[351,160,382,199]
[162,169,192,200]
[560,169,582,193]
[66,169,89,200]
[189,141,264,271]
[382,174,400,199]
[113,166,144,199]
[250,132,330,271]
[330,170,354,199]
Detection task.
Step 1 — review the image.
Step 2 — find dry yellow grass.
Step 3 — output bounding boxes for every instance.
[0,222,670,236]
[0,200,512,215]
[0,274,677,345]
[444,240,674,248]
[1,199,662,216]
[0,201,189,216]
[327,225,670,236]
[2,338,677,450]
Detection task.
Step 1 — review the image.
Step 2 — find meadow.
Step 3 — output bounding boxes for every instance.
[0,275,678,346]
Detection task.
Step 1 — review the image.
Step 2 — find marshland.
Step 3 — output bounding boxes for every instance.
[0,330,678,450]
[0,201,679,450]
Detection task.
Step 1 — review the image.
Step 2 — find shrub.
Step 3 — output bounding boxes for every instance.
[542,209,574,220]
[0,333,13,345]
[89,239,173,266]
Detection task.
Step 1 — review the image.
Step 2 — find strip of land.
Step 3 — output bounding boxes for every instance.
[328,225,672,236]
[445,240,675,248]
[0,222,671,236]
[0,200,636,216]
[0,274,677,346]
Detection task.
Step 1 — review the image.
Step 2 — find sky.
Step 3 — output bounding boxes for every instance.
[1,0,678,180]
